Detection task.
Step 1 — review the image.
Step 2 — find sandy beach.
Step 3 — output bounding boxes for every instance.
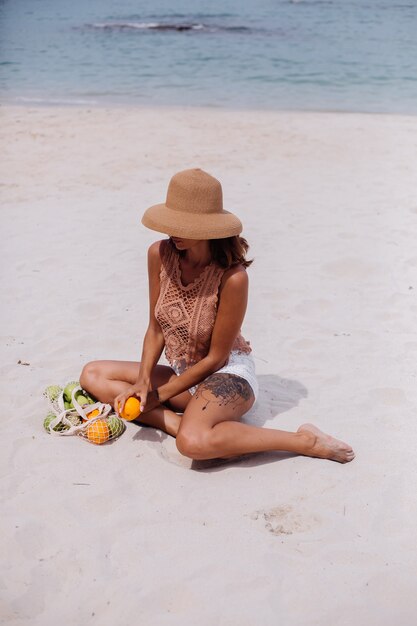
[1,104,417,625]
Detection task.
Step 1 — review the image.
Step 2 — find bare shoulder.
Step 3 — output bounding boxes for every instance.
[147,239,165,259]
[147,239,166,275]
[220,264,248,293]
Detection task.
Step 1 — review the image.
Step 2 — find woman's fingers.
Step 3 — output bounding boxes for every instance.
[115,392,128,415]
[113,384,153,416]
[139,392,147,412]
[139,390,161,414]
[114,388,146,415]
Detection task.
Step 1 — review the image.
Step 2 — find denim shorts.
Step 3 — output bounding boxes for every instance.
[172,351,259,401]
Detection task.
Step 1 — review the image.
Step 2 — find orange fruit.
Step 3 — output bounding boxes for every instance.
[119,396,141,421]
[87,419,110,445]
[86,408,100,420]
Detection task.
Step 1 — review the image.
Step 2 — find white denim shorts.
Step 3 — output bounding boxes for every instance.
[172,351,259,401]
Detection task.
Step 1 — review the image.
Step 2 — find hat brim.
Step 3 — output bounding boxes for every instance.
[141,203,242,240]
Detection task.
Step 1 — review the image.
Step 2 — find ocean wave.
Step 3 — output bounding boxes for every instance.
[87,21,252,33]
[13,95,97,106]
[115,12,236,20]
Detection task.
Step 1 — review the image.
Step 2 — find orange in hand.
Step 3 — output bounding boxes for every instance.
[119,396,141,421]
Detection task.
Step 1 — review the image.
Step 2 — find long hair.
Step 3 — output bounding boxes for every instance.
[170,235,253,269]
[209,236,253,269]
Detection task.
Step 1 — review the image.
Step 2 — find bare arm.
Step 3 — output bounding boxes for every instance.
[115,240,165,413]
[136,241,165,386]
[154,266,249,405]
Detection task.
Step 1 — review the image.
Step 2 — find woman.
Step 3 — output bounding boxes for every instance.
[80,168,354,463]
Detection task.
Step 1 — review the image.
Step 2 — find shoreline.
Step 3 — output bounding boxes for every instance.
[2,97,417,118]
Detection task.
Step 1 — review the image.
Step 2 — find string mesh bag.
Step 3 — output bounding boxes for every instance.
[43,382,126,445]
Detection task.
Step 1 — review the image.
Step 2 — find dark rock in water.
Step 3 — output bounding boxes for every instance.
[153,24,196,31]
[86,21,253,34]
[89,21,203,32]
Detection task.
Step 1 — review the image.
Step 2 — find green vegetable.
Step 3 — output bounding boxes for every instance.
[63,381,80,403]
[43,412,69,433]
[107,416,126,439]
[75,394,88,406]
[43,385,63,403]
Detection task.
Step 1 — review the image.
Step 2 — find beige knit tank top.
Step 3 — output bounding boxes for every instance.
[155,239,251,374]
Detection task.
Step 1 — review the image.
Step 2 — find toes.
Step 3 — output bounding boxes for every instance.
[335,445,355,463]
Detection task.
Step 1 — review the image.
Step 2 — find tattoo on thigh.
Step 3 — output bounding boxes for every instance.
[195,374,253,411]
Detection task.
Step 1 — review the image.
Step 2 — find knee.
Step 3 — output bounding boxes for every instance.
[176,429,212,460]
[79,360,102,390]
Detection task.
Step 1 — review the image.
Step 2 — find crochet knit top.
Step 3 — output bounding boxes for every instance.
[155,239,251,374]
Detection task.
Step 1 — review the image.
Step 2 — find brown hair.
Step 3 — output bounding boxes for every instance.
[170,236,253,269]
[209,236,253,269]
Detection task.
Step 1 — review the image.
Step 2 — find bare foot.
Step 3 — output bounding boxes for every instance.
[297,423,355,463]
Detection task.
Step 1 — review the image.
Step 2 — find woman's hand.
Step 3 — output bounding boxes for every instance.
[140,389,161,414]
[114,383,150,416]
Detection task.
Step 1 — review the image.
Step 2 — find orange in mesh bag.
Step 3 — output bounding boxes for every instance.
[43,383,126,444]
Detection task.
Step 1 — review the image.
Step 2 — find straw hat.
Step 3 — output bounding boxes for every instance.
[141,168,242,239]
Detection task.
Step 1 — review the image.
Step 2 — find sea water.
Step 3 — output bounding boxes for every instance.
[1,0,416,113]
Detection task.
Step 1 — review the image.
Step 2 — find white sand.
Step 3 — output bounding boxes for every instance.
[1,104,417,625]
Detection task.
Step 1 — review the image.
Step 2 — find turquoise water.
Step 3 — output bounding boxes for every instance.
[1,0,416,112]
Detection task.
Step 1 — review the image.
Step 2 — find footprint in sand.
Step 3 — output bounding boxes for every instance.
[293,299,331,317]
[249,505,320,536]
[142,432,252,470]
[368,387,409,406]
[157,437,250,470]
[404,255,417,267]
[290,338,317,351]
[322,257,379,280]
[157,437,193,469]
[337,232,355,240]
[135,429,192,469]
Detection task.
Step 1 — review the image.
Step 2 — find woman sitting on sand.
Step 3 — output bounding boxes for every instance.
[80,168,354,463]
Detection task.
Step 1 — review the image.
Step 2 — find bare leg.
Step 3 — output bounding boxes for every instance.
[191,420,355,463]
[134,404,181,438]
[79,359,190,437]
[176,374,355,464]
